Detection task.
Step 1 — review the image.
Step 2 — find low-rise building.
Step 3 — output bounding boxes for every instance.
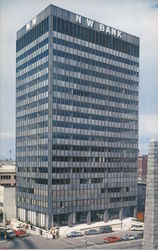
[0,186,16,222]
[137,155,148,181]
[137,181,146,213]
[0,162,16,187]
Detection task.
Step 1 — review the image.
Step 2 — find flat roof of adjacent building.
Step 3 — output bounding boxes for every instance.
[138,181,146,185]
[0,164,16,173]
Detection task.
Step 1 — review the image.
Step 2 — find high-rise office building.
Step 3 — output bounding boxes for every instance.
[16,5,139,228]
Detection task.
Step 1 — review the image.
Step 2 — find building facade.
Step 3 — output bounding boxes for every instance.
[137,181,146,213]
[0,186,16,223]
[0,162,16,187]
[137,155,148,181]
[16,5,139,227]
[143,139,158,248]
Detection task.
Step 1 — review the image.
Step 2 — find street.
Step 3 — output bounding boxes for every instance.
[0,230,143,249]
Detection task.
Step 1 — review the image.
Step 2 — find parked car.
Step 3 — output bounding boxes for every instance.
[133,234,140,240]
[0,227,6,240]
[14,229,27,237]
[104,236,122,243]
[84,229,100,235]
[67,231,83,238]
[122,234,134,240]
[99,225,112,233]
[130,224,144,231]
[6,229,16,239]
[122,234,130,241]
[137,232,143,238]
[127,234,135,240]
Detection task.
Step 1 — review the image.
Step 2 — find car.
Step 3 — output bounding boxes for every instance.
[14,229,27,237]
[122,234,130,241]
[133,234,140,239]
[0,228,6,240]
[99,225,112,233]
[66,231,83,238]
[6,229,16,239]
[137,232,143,238]
[127,234,135,240]
[130,224,144,231]
[104,236,122,243]
[84,229,100,235]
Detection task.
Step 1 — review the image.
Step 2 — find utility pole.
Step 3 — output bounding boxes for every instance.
[9,149,12,160]
[84,236,87,248]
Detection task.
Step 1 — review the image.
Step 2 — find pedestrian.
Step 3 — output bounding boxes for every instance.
[53,231,56,239]
[56,229,59,238]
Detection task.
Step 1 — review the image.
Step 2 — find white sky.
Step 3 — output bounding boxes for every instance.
[0,0,158,159]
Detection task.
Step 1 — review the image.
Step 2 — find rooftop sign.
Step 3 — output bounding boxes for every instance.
[76,15,122,39]
[26,17,37,31]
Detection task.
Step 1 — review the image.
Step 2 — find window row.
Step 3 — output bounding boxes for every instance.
[16,97,48,113]
[52,85,138,105]
[17,73,48,92]
[17,156,48,162]
[16,50,49,74]
[54,72,138,90]
[16,109,48,121]
[52,144,137,153]
[52,109,137,123]
[53,49,138,77]
[53,97,138,116]
[16,38,49,63]
[52,120,137,133]
[53,62,138,85]
[52,156,137,163]
[53,77,138,97]
[17,85,48,102]
[53,37,139,67]
[52,133,138,143]
[0,175,11,179]
[17,61,48,81]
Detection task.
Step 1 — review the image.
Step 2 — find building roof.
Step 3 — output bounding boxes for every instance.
[0,164,16,173]
[138,181,146,185]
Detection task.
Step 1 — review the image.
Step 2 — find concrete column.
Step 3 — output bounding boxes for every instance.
[36,212,38,226]
[87,211,91,225]
[103,210,108,222]
[25,209,28,223]
[134,207,137,218]
[51,215,54,227]
[72,212,76,224]
[47,12,53,230]
[119,208,123,230]
[45,214,49,229]
[68,214,73,227]
[119,208,123,220]
[143,140,158,249]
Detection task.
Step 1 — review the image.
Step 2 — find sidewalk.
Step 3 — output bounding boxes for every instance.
[10,217,144,239]
[0,239,7,244]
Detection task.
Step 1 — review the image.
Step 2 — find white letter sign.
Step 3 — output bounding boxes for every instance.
[100,24,105,32]
[117,30,122,38]
[32,17,37,26]
[105,27,111,35]
[86,19,94,27]
[76,15,82,23]
[111,28,116,36]
[26,22,31,31]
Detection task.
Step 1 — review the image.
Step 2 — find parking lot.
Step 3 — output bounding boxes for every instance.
[0,229,143,249]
